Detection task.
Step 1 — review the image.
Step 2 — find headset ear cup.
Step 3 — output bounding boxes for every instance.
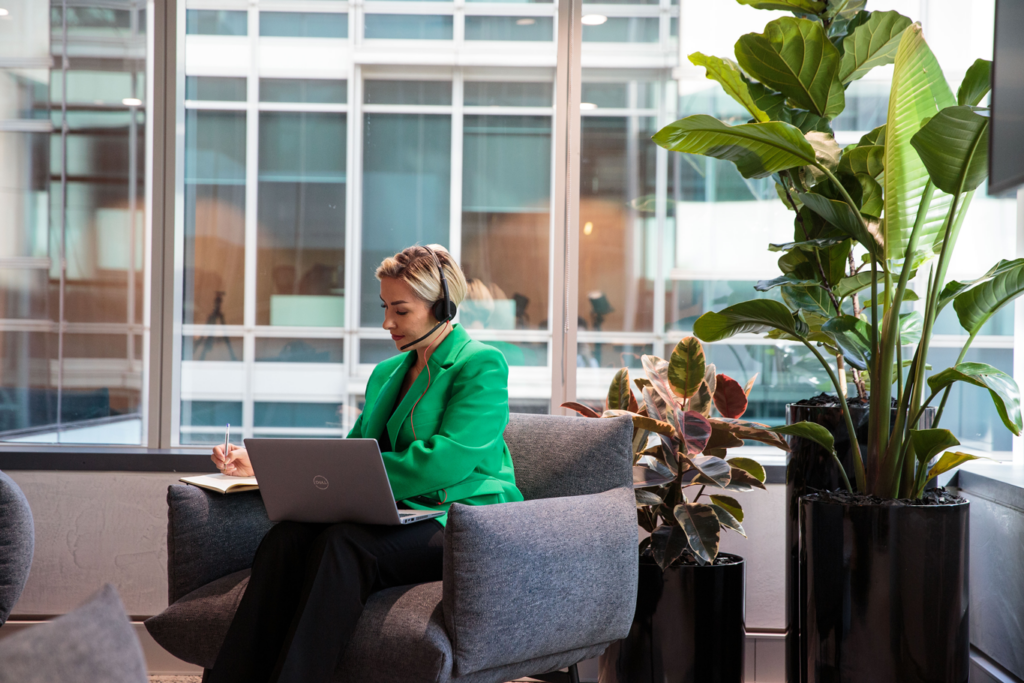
[433,299,456,322]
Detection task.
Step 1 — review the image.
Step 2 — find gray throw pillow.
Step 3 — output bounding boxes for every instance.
[0,584,147,683]
[0,470,34,625]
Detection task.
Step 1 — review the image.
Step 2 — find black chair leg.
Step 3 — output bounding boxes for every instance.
[568,662,580,683]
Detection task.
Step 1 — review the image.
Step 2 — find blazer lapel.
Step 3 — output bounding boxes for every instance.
[385,325,472,447]
[362,352,415,442]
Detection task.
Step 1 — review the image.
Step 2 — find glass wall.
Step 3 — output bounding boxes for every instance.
[0,0,149,444]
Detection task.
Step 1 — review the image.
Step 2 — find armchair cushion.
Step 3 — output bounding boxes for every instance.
[0,470,34,625]
[166,485,274,603]
[442,486,638,677]
[505,414,633,500]
[0,584,146,683]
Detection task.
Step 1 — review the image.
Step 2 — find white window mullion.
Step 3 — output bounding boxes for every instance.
[242,6,260,439]
[449,69,464,264]
[348,65,365,367]
[1014,187,1024,465]
[652,74,668,359]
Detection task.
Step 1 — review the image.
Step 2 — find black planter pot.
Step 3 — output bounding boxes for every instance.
[784,401,936,683]
[599,553,745,683]
[801,495,969,683]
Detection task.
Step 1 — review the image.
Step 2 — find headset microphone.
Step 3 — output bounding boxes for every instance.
[399,247,456,350]
[399,320,445,351]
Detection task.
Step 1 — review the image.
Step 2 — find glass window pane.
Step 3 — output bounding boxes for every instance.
[580,82,627,108]
[464,81,552,107]
[582,17,658,43]
[187,76,247,102]
[182,336,243,362]
[0,133,48,259]
[464,16,553,41]
[462,115,551,331]
[260,78,347,104]
[254,402,342,428]
[361,113,451,325]
[360,339,401,365]
[578,115,657,333]
[0,332,58,439]
[364,80,451,105]
[478,341,547,367]
[0,269,49,320]
[257,112,347,327]
[927,347,1014,452]
[186,10,248,36]
[832,80,889,132]
[364,15,453,40]
[259,12,347,38]
[665,280,781,333]
[577,342,652,369]
[184,110,247,326]
[255,337,344,363]
[180,401,243,445]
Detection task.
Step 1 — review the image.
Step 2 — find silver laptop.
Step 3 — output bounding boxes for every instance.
[244,438,443,525]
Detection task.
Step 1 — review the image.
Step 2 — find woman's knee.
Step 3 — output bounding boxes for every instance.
[258,521,323,556]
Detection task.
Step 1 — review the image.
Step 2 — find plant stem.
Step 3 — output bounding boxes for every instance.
[780,172,841,313]
[802,340,863,493]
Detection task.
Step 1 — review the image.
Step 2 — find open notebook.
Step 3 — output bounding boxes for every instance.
[180,473,259,494]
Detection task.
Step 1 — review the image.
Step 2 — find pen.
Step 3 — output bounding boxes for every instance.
[223,423,231,473]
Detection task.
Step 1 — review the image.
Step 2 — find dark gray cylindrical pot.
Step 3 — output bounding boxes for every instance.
[598,553,745,683]
[801,494,969,683]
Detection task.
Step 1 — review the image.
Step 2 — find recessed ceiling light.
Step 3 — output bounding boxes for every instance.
[583,221,594,235]
[580,102,598,110]
[0,8,9,17]
[581,14,607,26]
[122,97,143,106]
[516,18,536,26]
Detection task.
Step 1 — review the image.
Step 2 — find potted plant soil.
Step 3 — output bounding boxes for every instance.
[653,2,1024,682]
[564,336,817,683]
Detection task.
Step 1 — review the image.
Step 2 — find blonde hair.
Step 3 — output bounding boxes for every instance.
[375,245,468,311]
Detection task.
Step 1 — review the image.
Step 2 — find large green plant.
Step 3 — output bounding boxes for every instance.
[656,0,1019,499]
[563,336,833,568]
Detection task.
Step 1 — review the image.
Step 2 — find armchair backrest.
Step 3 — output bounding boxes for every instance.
[503,413,633,500]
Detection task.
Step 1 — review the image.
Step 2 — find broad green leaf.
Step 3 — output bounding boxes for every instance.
[782,284,834,316]
[927,362,1023,436]
[633,465,675,489]
[952,259,1024,336]
[674,502,721,564]
[910,106,990,195]
[821,314,871,371]
[899,311,923,345]
[736,18,844,119]
[838,10,913,83]
[711,417,791,451]
[694,299,809,342]
[838,144,884,178]
[727,456,766,483]
[653,115,815,179]
[710,494,744,522]
[836,272,874,298]
[769,236,848,252]
[883,23,956,261]
[859,124,886,146]
[769,421,837,453]
[756,275,821,292]
[781,108,834,135]
[807,131,842,171]
[746,80,787,119]
[736,0,826,11]
[940,259,1024,310]
[909,428,960,466]
[856,173,883,217]
[710,504,747,537]
[668,337,706,399]
[686,454,732,488]
[690,369,715,417]
[608,368,631,411]
[689,52,770,123]
[797,192,883,260]
[723,467,769,491]
[957,58,992,106]
[926,451,984,482]
[651,525,688,570]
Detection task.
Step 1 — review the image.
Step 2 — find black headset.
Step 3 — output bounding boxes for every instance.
[399,246,457,350]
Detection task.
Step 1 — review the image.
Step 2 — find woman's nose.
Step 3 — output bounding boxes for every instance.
[382,315,395,330]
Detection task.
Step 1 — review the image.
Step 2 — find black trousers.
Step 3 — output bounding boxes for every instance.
[207,518,444,683]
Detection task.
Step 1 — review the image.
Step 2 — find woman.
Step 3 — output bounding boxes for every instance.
[207,245,523,683]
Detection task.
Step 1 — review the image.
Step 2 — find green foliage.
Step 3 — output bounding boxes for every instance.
[838,10,912,83]
[957,58,992,107]
[911,106,990,195]
[927,363,1023,436]
[689,52,770,122]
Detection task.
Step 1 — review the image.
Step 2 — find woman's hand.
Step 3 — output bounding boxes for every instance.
[212,444,254,477]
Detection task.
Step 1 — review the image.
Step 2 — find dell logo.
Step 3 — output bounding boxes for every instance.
[313,475,329,490]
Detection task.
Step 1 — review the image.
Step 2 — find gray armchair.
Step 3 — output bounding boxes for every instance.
[0,470,34,627]
[145,413,639,682]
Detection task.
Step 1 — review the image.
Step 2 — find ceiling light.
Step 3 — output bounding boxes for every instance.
[581,14,607,26]
[583,221,594,236]
[580,102,598,110]
[516,18,536,26]
[122,97,142,107]
[0,8,9,17]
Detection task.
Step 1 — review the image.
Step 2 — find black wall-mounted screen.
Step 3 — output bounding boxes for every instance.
[990,0,1024,195]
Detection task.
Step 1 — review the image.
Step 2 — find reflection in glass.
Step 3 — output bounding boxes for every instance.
[182,336,243,362]
[254,402,341,428]
[257,112,346,327]
[361,339,402,365]
[180,401,243,445]
[184,110,246,326]
[927,347,1013,452]
[0,332,57,436]
[364,80,451,105]
[255,337,344,363]
[478,341,547,367]
[465,16,553,41]
[261,79,346,104]
[665,280,779,332]
[364,15,454,40]
[461,115,551,331]
[260,12,347,38]
[578,116,657,333]
[187,76,246,102]
[464,81,553,107]
[582,18,658,42]
[186,10,247,36]
[577,342,651,369]
[361,114,451,325]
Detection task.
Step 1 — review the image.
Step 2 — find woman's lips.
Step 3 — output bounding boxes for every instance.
[391,334,404,341]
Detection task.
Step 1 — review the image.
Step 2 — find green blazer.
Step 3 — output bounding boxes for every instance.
[347,324,524,525]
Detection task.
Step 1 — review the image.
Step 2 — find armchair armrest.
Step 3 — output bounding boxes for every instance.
[166,485,275,604]
[442,486,638,678]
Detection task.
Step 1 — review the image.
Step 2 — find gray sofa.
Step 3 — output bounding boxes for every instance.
[0,469,34,627]
[146,413,639,682]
